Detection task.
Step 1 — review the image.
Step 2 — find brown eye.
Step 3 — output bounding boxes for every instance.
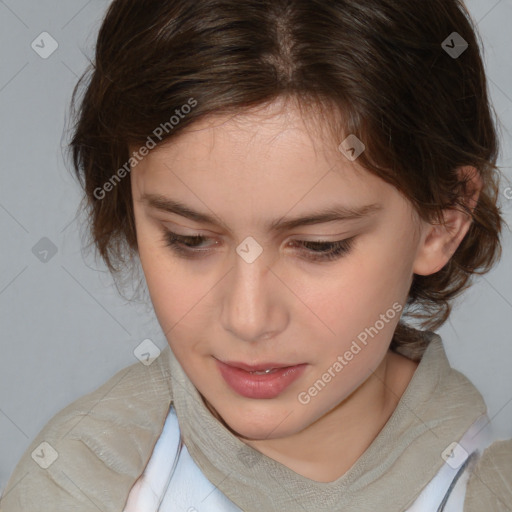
[161,231,217,256]
[289,237,356,262]
[160,228,356,262]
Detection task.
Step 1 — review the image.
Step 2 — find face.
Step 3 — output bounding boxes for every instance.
[130,99,427,441]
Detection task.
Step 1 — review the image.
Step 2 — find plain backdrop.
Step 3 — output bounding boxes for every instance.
[1,0,512,492]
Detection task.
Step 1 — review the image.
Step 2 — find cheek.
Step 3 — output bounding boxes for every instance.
[136,227,196,333]
[140,253,206,371]
[302,246,405,333]
[137,233,221,370]
[296,238,409,368]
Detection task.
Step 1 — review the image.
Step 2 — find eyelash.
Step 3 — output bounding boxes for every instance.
[160,230,356,262]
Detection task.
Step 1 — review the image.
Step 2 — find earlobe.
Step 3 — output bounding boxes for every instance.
[412,166,482,277]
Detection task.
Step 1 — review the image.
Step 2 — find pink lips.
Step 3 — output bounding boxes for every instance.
[215,359,307,399]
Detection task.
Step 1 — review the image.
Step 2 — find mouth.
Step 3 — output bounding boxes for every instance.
[215,358,308,399]
[217,359,301,373]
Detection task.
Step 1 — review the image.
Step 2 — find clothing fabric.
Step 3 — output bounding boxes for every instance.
[122,405,492,512]
[1,330,511,511]
[122,405,243,512]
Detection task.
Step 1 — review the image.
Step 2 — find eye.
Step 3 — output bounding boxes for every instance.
[160,230,356,262]
[161,231,216,256]
[289,238,356,262]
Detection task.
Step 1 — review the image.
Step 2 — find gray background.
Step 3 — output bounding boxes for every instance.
[1,0,511,493]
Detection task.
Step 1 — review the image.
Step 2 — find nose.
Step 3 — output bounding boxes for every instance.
[220,248,288,343]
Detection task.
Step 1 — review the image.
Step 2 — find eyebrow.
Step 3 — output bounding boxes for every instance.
[141,193,383,233]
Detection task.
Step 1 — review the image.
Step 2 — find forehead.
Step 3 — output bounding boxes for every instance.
[134,101,373,188]
[129,100,408,233]
[163,98,344,155]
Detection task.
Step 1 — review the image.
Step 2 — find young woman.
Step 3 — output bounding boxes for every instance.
[2,0,511,510]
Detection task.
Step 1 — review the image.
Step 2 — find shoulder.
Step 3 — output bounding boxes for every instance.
[0,346,173,512]
[464,438,512,511]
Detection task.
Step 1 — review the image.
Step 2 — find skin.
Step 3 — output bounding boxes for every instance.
[130,98,481,482]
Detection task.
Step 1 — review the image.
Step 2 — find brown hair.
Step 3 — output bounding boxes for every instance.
[68,0,506,355]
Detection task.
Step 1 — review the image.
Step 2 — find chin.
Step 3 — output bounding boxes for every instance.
[230,421,289,441]
[215,404,303,440]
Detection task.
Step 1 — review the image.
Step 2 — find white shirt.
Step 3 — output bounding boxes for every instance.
[124,405,492,512]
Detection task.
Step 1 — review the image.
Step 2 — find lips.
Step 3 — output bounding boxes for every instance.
[218,360,297,372]
[215,358,308,399]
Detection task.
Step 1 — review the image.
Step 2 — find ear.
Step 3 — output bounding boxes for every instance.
[413,166,482,276]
